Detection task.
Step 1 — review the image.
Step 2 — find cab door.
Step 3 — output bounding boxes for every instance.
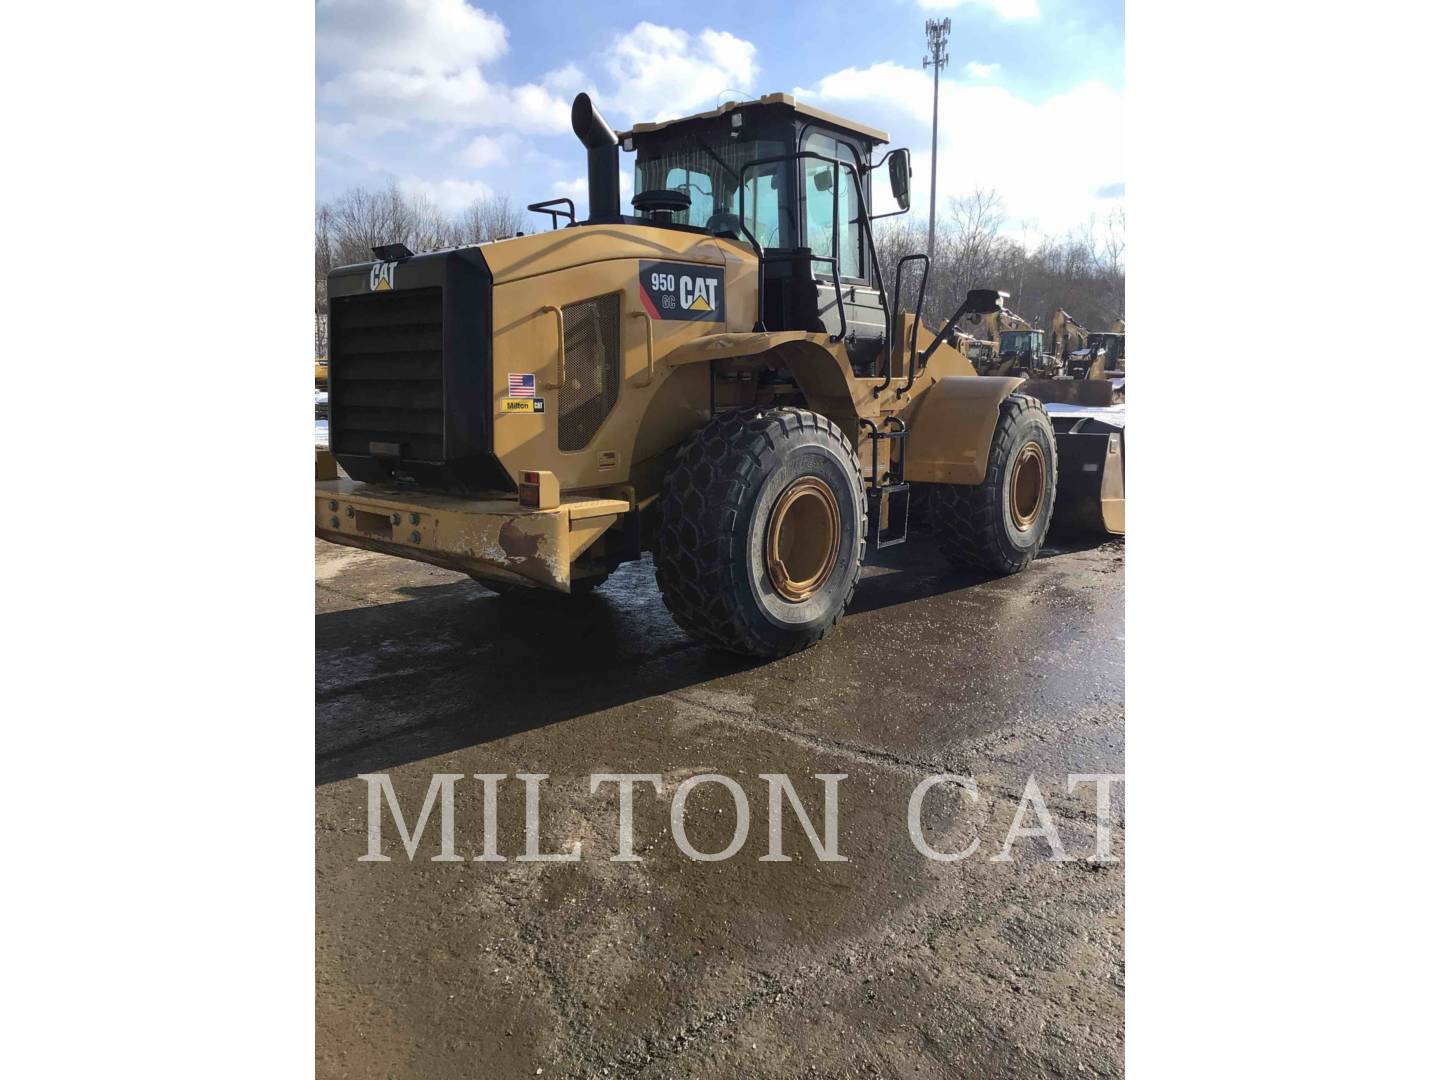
[801,130,886,374]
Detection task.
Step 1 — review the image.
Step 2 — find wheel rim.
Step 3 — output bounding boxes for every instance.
[1009,442,1045,530]
[766,476,842,602]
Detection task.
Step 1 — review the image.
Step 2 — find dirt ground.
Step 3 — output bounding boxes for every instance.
[316,530,1125,1078]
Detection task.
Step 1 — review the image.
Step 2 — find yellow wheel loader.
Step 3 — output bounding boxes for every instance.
[965,307,1122,411]
[315,92,1123,657]
[960,309,1032,376]
[1066,329,1125,382]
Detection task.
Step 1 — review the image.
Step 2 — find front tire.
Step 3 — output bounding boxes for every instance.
[931,394,1057,574]
[655,408,866,657]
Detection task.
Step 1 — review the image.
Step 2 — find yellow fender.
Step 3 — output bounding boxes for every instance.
[662,331,812,367]
[659,331,860,425]
[904,375,1025,486]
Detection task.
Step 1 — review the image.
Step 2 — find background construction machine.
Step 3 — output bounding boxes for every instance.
[315,92,1123,657]
[959,309,1032,375]
[1049,308,1089,371]
[966,306,1124,407]
[1067,320,1126,381]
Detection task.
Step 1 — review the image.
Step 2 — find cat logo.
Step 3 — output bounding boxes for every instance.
[369,261,397,291]
[639,260,725,322]
[678,274,716,312]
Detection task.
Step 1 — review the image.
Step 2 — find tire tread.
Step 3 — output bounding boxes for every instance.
[654,408,866,656]
[930,393,1055,575]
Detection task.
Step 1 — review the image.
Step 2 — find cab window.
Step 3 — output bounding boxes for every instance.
[801,131,862,279]
[728,159,785,248]
[634,136,786,243]
[662,166,714,227]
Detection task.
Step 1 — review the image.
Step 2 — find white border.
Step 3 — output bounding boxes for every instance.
[5,1,314,1071]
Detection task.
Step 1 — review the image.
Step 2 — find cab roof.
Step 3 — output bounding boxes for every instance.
[618,93,890,147]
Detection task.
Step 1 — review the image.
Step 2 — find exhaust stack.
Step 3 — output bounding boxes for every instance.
[571,93,621,222]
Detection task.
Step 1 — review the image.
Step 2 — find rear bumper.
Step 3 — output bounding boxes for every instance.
[315,479,628,592]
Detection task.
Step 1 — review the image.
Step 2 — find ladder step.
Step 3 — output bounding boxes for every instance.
[866,483,911,549]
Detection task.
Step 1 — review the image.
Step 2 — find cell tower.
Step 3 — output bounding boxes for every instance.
[923,18,951,263]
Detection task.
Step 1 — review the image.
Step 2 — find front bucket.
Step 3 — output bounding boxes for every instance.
[1024,377,1121,406]
[1052,425,1125,535]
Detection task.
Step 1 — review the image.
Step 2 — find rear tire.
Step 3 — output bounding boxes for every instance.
[931,394,1057,574]
[655,408,866,657]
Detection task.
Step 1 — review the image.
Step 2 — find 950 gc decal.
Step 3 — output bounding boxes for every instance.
[639,260,725,322]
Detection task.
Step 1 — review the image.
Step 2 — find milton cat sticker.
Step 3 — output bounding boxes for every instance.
[639,260,725,322]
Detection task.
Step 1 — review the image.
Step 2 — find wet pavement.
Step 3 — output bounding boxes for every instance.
[316,529,1125,1078]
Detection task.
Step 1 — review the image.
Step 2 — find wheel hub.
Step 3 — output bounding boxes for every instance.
[1009,441,1045,530]
[766,476,841,602]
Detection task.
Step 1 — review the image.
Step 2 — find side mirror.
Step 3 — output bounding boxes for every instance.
[888,149,912,211]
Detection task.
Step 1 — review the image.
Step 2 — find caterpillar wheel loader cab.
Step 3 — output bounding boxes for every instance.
[962,309,1029,376]
[997,328,1060,378]
[317,92,1080,657]
[960,334,996,370]
[1067,330,1126,380]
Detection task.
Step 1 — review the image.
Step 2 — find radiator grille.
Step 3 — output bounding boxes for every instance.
[559,294,621,452]
[328,287,445,462]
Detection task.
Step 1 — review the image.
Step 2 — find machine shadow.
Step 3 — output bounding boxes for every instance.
[845,527,1111,615]
[314,571,761,785]
[314,534,1112,785]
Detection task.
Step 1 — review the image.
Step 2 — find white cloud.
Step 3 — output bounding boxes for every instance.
[316,0,508,72]
[320,64,571,133]
[555,171,633,219]
[796,63,1122,235]
[316,117,401,153]
[916,0,1040,18]
[542,63,587,96]
[965,61,1000,79]
[317,0,572,134]
[316,4,590,218]
[462,133,518,168]
[603,23,758,123]
[554,176,588,198]
[398,175,495,211]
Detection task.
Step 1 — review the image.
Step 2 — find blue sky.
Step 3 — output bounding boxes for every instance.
[317,0,1123,236]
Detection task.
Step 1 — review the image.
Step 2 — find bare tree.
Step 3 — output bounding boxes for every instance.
[314,186,534,349]
[327,183,418,266]
[948,188,1006,292]
[314,205,336,357]
[867,192,1123,342]
[455,195,521,244]
[315,181,1124,357]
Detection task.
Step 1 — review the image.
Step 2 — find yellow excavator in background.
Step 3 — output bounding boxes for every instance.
[1049,309,1088,371]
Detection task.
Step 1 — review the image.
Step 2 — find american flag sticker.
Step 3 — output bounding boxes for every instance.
[507,373,536,398]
